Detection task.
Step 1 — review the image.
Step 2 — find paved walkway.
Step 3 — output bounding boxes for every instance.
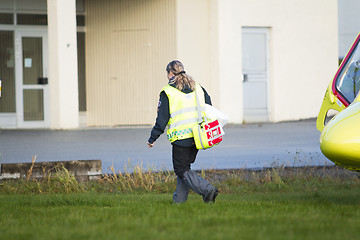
[0,119,332,173]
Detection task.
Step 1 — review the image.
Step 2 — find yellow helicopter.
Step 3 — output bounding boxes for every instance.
[317,33,360,172]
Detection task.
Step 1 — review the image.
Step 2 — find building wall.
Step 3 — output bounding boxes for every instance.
[174,0,223,118]
[215,0,338,122]
[338,0,360,59]
[173,0,338,124]
[85,0,338,126]
[175,0,217,100]
[86,0,176,126]
[0,0,341,128]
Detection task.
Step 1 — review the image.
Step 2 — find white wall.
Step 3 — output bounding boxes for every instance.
[47,0,79,129]
[217,1,243,123]
[176,0,338,124]
[175,0,215,99]
[176,0,243,123]
[338,0,360,58]
[218,0,338,123]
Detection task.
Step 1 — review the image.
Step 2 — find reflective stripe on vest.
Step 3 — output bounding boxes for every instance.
[162,83,206,142]
[170,106,205,119]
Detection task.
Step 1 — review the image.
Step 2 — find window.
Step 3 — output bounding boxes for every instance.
[17,14,47,25]
[0,31,16,113]
[77,32,86,111]
[334,35,360,105]
[0,13,13,24]
[76,15,85,27]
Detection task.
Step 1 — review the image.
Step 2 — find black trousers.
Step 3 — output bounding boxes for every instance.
[172,144,199,179]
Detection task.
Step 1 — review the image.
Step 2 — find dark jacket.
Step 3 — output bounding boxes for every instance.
[148,80,212,147]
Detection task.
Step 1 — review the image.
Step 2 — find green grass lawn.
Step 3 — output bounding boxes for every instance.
[1,166,360,240]
[0,190,359,240]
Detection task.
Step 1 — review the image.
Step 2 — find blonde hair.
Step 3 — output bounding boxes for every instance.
[166,60,195,91]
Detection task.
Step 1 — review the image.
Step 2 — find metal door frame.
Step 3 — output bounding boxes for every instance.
[15,29,50,128]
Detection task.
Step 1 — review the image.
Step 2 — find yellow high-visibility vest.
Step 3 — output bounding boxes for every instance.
[162,83,206,142]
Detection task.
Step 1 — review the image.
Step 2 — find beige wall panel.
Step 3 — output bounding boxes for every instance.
[86,0,176,126]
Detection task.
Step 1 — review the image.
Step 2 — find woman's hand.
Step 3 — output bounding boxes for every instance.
[147,142,154,148]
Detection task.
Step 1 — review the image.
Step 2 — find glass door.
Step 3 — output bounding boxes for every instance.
[15,30,49,128]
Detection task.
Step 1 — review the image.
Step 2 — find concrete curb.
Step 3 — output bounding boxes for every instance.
[0,159,102,181]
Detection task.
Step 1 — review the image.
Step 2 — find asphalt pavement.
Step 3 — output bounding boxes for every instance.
[0,119,333,173]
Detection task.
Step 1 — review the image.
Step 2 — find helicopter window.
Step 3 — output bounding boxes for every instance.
[335,38,360,105]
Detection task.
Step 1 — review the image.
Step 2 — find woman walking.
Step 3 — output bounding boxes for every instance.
[147,60,218,204]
